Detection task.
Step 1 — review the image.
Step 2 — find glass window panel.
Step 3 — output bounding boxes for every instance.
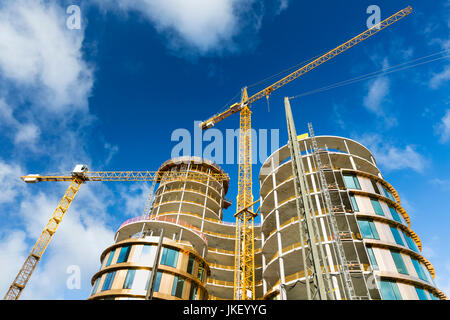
[415,287,429,300]
[358,220,379,240]
[371,180,381,194]
[379,280,402,300]
[117,246,131,263]
[132,270,150,291]
[189,282,198,300]
[403,232,419,253]
[105,249,115,267]
[389,226,405,246]
[153,271,163,292]
[198,263,205,282]
[410,258,427,282]
[91,277,100,295]
[343,174,361,190]
[172,275,185,298]
[187,255,195,274]
[391,251,409,275]
[161,248,179,268]
[366,247,379,270]
[350,195,359,212]
[101,271,116,291]
[388,207,402,223]
[140,245,156,266]
[123,269,136,289]
[370,198,385,216]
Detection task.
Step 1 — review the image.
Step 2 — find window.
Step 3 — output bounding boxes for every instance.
[189,283,198,300]
[161,248,179,268]
[371,179,381,194]
[172,275,185,298]
[123,269,136,289]
[101,271,116,291]
[357,219,380,240]
[403,231,419,253]
[390,250,409,275]
[117,246,131,263]
[388,206,402,223]
[343,174,361,190]
[105,249,115,267]
[349,195,359,212]
[415,287,429,300]
[379,280,402,300]
[198,262,205,282]
[91,277,100,295]
[383,187,395,201]
[370,198,384,216]
[153,271,163,292]
[140,245,156,265]
[132,270,150,291]
[187,255,195,275]
[389,226,405,246]
[411,259,428,282]
[366,247,379,270]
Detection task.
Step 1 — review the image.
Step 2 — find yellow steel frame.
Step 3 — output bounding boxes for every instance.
[233,89,257,299]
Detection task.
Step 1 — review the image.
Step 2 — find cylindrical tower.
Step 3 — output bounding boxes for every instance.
[88,156,264,300]
[259,135,447,300]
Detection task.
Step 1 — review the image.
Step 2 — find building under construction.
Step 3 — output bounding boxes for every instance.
[87,134,446,300]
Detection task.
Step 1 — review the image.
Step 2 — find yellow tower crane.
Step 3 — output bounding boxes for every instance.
[199,6,412,300]
[4,165,228,300]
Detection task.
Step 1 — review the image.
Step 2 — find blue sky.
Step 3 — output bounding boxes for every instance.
[0,0,448,299]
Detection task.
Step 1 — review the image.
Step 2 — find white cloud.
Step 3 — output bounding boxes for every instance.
[94,0,264,55]
[355,134,428,173]
[362,58,397,127]
[435,109,450,143]
[430,64,450,89]
[0,159,25,204]
[0,0,93,112]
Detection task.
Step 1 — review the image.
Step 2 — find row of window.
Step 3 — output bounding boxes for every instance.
[357,218,419,252]
[343,173,396,202]
[365,245,435,286]
[349,193,406,226]
[103,245,206,281]
[91,269,203,300]
[378,279,439,300]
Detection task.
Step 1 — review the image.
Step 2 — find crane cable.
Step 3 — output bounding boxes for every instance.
[289,48,450,100]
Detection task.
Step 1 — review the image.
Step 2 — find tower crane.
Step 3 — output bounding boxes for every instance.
[4,165,228,300]
[199,6,412,300]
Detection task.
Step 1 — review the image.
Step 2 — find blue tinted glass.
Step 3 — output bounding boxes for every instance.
[411,259,428,282]
[391,251,409,275]
[117,246,131,263]
[390,226,405,246]
[379,280,401,300]
[123,269,136,289]
[350,195,359,212]
[415,287,429,300]
[161,248,179,267]
[371,199,384,216]
[101,271,116,291]
[366,247,378,270]
[105,249,115,267]
[389,207,402,223]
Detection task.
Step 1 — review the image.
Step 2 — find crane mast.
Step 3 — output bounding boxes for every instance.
[199,6,412,300]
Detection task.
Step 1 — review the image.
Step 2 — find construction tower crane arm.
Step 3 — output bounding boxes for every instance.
[5,165,229,300]
[197,6,412,300]
[199,5,412,130]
